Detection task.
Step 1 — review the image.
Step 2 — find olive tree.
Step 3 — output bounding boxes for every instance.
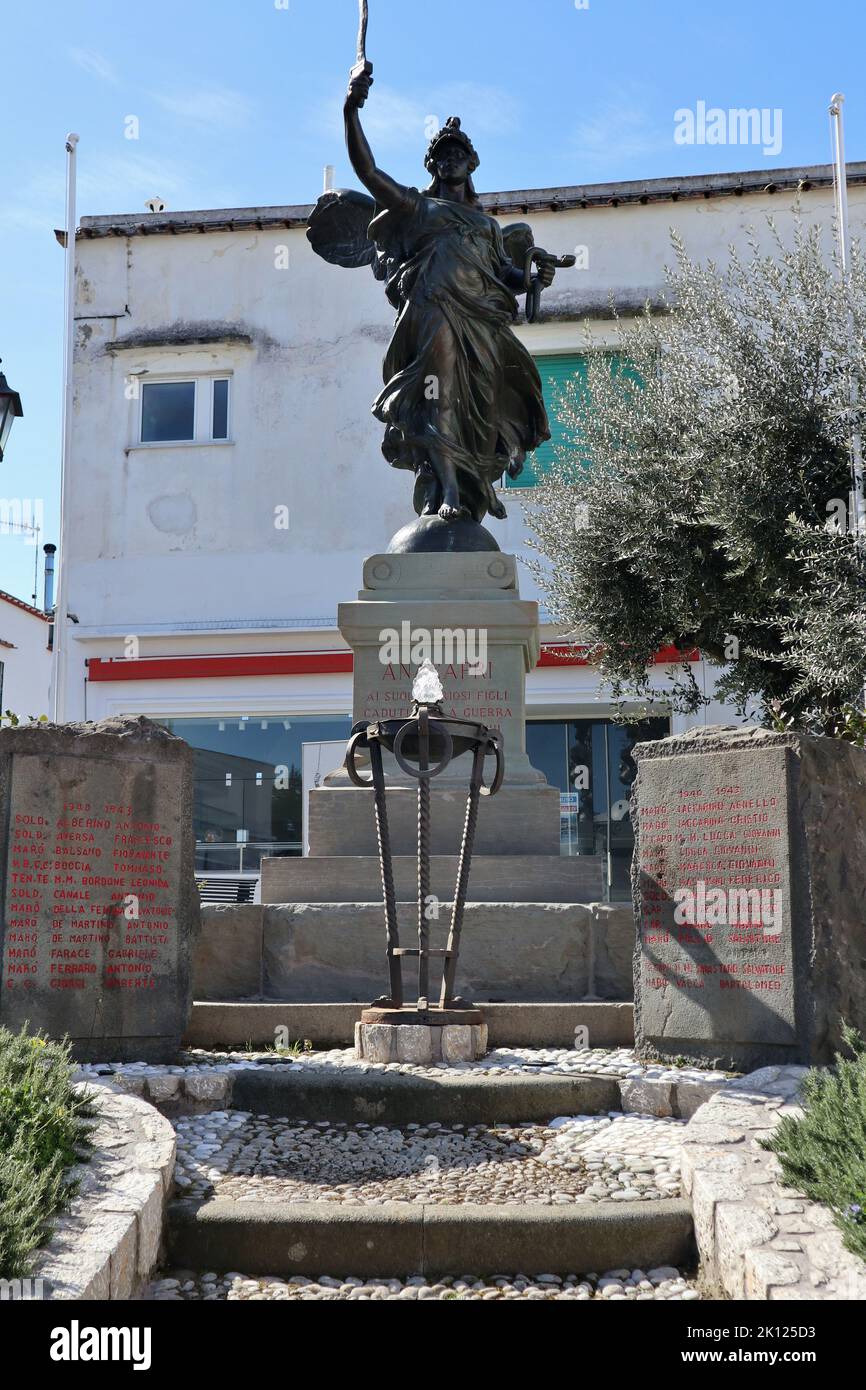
[524,219,866,736]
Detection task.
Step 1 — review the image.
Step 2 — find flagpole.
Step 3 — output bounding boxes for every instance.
[51,132,78,724]
[829,96,866,538]
[829,95,866,715]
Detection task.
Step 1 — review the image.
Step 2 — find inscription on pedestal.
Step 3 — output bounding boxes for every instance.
[634,741,797,1062]
[362,662,513,726]
[0,718,199,1061]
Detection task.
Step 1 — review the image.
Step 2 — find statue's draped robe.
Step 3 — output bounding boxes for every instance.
[369,190,551,521]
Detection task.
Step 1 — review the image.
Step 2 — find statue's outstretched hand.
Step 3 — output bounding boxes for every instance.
[534,256,557,289]
[346,65,373,110]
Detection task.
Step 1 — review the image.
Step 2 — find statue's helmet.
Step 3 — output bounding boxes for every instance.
[424,117,480,175]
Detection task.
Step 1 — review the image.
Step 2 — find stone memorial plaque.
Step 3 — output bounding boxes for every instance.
[633,726,866,1069]
[0,717,199,1061]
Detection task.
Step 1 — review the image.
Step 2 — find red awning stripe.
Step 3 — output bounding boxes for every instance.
[87,643,699,683]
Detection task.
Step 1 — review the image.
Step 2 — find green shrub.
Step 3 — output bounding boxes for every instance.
[763,1024,866,1262]
[0,1025,94,1279]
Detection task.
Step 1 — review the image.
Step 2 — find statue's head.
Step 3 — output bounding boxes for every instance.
[424,117,480,202]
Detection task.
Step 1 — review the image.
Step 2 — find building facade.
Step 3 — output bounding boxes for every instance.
[61,162,866,898]
[0,589,51,718]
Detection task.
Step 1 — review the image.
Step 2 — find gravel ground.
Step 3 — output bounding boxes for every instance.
[173,1110,684,1205]
[142,1267,703,1301]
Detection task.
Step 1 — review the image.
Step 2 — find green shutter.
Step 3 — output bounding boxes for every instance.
[507,352,628,489]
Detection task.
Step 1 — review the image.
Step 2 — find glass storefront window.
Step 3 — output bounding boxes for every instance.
[527,716,670,900]
[158,715,352,871]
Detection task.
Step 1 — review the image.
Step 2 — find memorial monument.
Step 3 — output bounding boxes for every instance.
[631,725,866,1071]
[247,8,615,1024]
[0,717,200,1061]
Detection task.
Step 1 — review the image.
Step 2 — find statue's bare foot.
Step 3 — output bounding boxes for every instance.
[438,501,462,520]
[489,497,507,520]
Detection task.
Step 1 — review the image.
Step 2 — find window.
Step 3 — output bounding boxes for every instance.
[526,715,670,899]
[139,377,231,445]
[507,352,632,488]
[157,715,352,869]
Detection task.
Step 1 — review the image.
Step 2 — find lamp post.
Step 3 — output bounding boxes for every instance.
[0,362,23,462]
[345,660,504,1061]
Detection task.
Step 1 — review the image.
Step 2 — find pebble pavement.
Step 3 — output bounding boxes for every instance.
[143,1267,703,1301]
[173,1110,684,1205]
[76,1045,729,1085]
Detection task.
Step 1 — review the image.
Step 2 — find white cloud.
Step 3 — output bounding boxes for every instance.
[314,81,519,156]
[69,47,119,85]
[574,90,671,167]
[151,84,254,131]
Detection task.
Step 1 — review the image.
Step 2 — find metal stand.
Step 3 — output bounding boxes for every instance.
[345,692,504,1027]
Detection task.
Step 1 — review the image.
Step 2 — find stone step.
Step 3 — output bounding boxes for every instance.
[168,1197,694,1279]
[185,1000,635,1051]
[261,854,605,904]
[194,902,636,1004]
[308,784,562,856]
[226,1066,622,1124]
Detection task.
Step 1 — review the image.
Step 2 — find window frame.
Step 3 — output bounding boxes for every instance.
[137,373,233,448]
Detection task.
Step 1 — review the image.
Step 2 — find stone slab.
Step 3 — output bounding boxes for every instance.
[308,784,562,857]
[228,1066,622,1124]
[183,1000,636,1050]
[632,725,866,1069]
[260,901,594,1003]
[191,903,262,1001]
[260,853,605,904]
[0,717,200,1062]
[168,1197,694,1279]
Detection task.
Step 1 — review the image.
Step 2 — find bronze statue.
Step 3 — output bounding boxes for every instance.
[307,9,574,552]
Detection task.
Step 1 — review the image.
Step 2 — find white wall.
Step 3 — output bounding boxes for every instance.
[0,597,51,717]
[65,176,865,722]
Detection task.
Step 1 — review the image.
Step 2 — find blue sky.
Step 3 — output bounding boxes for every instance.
[2,0,865,604]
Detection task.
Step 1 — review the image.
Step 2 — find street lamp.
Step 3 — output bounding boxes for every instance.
[0,361,23,462]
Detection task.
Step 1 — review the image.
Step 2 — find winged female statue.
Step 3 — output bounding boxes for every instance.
[307,57,570,552]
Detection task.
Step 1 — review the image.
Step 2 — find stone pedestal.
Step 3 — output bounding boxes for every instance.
[632,725,866,1070]
[253,551,616,1016]
[0,717,200,1062]
[310,550,560,856]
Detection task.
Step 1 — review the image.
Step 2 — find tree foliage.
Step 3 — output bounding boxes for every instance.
[524,218,866,735]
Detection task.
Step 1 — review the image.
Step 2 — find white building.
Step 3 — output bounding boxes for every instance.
[0,588,51,718]
[59,161,866,898]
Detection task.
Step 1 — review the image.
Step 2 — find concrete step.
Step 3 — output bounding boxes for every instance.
[193,901,636,1004]
[261,854,605,904]
[168,1197,694,1279]
[185,1000,634,1051]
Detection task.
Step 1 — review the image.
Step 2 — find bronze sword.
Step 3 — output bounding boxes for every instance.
[352,0,372,78]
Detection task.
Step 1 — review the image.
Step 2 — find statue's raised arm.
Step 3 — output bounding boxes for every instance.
[344,65,412,212]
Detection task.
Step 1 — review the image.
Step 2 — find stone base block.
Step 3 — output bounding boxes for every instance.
[308,785,561,857]
[194,901,636,1004]
[261,852,605,905]
[354,1020,488,1064]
